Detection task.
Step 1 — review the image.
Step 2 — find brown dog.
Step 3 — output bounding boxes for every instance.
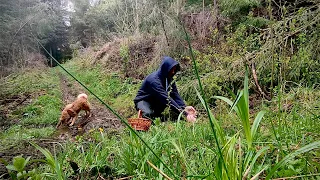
[56,93,91,128]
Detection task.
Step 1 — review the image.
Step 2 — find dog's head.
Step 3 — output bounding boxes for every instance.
[77,93,88,100]
[57,104,74,128]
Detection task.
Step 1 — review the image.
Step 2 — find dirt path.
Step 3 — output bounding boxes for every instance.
[56,72,123,139]
[0,73,124,177]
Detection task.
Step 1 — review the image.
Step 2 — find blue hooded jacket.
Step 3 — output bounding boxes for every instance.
[134,56,186,116]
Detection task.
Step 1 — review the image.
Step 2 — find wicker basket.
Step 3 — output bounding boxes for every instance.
[128,110,152,131]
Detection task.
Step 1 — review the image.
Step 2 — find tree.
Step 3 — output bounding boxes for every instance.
[0,0,70,69]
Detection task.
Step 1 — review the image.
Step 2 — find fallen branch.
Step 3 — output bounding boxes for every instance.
[147,160,173,180]
[251,62,271,101]
[14,94,31,108]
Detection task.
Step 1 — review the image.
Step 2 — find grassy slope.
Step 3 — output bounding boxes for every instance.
[0,68,62,151]
[1,56,319,179]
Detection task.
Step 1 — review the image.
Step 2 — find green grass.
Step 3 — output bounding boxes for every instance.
[0,68,60,98]
[22,91,62,125]
[0,125,55,151]
[61,59,140,117]
[0,68,62,151]
[54,121,218,178]
[1,57,320,179]
[50,58,320,179]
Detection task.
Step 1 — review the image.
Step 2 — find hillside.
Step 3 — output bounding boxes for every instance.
[1,0,320,179]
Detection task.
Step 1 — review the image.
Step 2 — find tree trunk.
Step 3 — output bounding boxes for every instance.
[50,48,53,67]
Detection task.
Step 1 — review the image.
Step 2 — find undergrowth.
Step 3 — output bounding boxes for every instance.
[0,68,61,151]
[1,1,320,179]
[1,56,319,179]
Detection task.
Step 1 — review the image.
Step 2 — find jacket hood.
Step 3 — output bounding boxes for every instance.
[158,56,180,79]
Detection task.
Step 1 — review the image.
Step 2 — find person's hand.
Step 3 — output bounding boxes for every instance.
[184,106,197,122]
[187,114,196,122]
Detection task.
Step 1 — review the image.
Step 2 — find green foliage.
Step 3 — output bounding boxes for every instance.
[1,68,61,97]
[1,57,320,179]
[215,68,265,149]
[31,142,66,180]
[196,70,269,179]
[112,93,137,118]
[186,0,212,6]
[0,143,66,179]
[0,0,68,67]
[245,12,269,28]
[0,125,55,151]
[21,91,62,125]
[58,130,121,178]
[62,61,139,116]
[0,68,60,151]
[119,44,129,61]
[265,141,320,180]
[220,0,260,18]
[288,46,320,85]
[4,155,34,180]
[120,43,130,75]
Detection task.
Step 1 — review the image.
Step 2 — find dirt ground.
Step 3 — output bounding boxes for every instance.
[56,72,123,139]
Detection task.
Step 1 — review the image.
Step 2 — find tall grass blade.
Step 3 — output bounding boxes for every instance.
[30,143,55,168]
[195,88,226,144]
[182,18,229,178]
[244,147,269,179]
[265,141,320,180]
[214,68,263,149]
[214,95,240,116]
[30,142,65,180]
[243,67,249,109]
[251,111,266,140]
[213,96,234,109]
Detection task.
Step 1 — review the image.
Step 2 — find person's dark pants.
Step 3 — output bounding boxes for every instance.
[135,100,180,121]
[136,100,155,120]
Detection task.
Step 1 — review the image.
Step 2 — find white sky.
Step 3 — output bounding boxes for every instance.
[60,0,102,26]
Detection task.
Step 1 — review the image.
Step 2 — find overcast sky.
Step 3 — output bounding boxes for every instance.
[61,0,99,12]
[61,0,100,26]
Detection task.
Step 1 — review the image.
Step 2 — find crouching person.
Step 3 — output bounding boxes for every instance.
[133,56,196,122]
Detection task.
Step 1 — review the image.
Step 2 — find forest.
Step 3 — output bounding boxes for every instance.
[0,0,319,179]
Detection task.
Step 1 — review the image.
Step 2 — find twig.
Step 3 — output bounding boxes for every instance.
[0,173,8,179]
[242,166,251,180]
[159,9,170,47]
[251,62,271,101]
[117,176,134,180]
[98,173,107,180]
[250,166,268,180]
[13,94,31,108]
[147,160,173,180]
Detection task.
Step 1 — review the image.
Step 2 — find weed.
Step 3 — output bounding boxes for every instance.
[0,126,55,152]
